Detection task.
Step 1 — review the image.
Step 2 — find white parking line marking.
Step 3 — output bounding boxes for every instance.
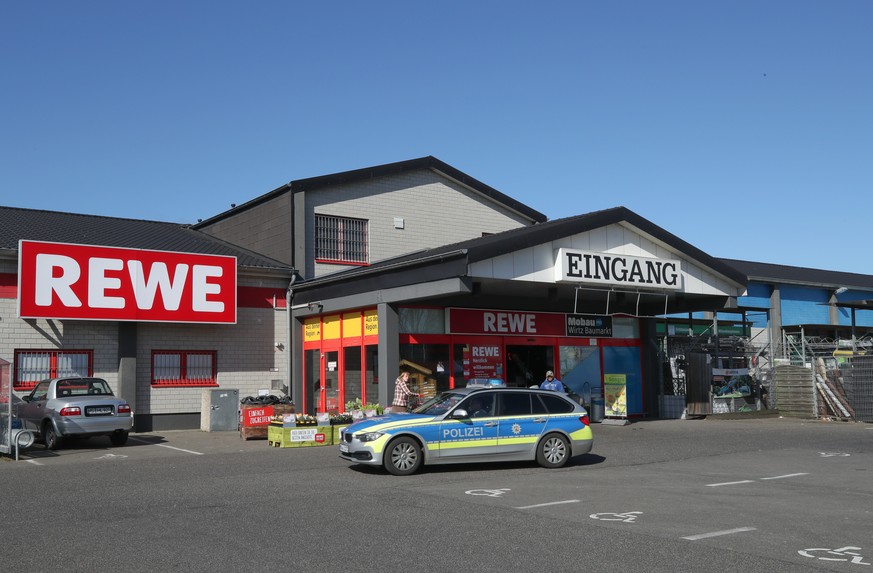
[129,437,204,455]
[514,499,580,509]
[707,480,754,487]
[760,473,809,480]
[25,459,43,466]
[683,527,757,541]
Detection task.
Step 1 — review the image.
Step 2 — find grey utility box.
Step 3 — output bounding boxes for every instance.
[200,388,240,432]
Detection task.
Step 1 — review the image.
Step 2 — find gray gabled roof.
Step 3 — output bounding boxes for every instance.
[192,156,547,228]
[720,258,873,290]
[293,206,748,292]
[0,206,293,272]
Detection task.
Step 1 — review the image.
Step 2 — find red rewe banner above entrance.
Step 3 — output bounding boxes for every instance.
[449,308,567,336]
[17,240,237,324]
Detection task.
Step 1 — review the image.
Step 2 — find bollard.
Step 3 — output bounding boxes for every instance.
[11,429,36,461]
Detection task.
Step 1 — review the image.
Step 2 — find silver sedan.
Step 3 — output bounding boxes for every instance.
[16,377,134,450]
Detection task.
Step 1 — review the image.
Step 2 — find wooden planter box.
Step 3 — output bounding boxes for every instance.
[239,404,295,440]
[332,424,350,444]
[267,425,332,448]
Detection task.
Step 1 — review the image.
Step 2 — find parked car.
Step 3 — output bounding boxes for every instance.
[338,386,593,475]
[16,377,134,450]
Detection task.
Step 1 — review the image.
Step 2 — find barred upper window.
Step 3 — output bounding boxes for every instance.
[315,214,369,264]
[13,349,92,390]
[152,350,217,387]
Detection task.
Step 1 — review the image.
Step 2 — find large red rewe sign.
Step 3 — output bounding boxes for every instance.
[18,240,237,324]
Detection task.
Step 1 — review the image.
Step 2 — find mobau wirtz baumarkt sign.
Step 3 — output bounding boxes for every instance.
[554,248,682,290]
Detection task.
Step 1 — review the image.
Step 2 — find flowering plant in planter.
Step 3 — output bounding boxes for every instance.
[344,398,384,415]
[330,413,353,425]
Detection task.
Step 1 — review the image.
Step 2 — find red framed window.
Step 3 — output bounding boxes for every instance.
[13,349,93,390]
[315,214,369,264]
[152,350,217,387]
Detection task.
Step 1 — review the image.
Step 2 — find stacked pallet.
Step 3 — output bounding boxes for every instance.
[814,358,855,421]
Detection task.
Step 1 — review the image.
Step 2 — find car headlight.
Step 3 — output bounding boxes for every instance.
[356,431,384,442]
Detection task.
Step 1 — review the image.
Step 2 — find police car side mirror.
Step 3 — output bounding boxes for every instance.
[451,409,469,419]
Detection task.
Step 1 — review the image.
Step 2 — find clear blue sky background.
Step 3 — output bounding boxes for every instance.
[3,2,871,274]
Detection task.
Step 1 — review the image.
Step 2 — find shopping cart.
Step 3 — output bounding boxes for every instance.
[406,393,423,411]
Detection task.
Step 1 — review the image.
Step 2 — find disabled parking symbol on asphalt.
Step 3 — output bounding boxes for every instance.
[798,546,870,565]
[590,511,643,523]
[465,488,511,498]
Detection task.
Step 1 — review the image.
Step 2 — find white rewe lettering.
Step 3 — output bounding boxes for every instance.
[483,312,537,333]
[128,261,189,311]
[192,265,224,312]
[34,256,224,313]
[472,346,500,357]
[34,254,82,307]
[89,257,126,309]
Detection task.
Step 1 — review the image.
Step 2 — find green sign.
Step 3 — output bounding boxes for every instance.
[603,374,627,418]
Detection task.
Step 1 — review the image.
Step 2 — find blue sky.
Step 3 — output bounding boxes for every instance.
[3,2,871,274]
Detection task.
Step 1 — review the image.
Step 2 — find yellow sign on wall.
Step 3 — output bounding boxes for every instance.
[304,318,321,342]
[322,315,341,340]
[364,309,378,337]
[303,308,377,344]
[343,312,362,337]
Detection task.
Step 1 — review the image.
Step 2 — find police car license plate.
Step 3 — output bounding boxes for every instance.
[339,444,349,453]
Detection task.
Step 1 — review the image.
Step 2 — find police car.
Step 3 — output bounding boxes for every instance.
[338,386,593,475]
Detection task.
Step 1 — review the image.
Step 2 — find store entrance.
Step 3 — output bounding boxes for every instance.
[505,345,554,388]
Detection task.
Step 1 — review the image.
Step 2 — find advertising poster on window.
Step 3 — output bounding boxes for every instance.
[604,374,628,418]
[461,344,503,381]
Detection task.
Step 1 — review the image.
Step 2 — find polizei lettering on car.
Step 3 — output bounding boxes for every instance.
[442,426,485,439]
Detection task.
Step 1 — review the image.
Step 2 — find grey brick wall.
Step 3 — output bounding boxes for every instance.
[197,194,293,265]
[0,301,120,391]
[136,306,287,415]
[308,170,532,278]
[1,272,289,418]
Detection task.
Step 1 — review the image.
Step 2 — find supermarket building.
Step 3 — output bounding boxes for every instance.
[3,156,871,429]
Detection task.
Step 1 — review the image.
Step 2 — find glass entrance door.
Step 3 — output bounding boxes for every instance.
[323,350,339,412]
[559,345,601,405]
[505,344,554,388]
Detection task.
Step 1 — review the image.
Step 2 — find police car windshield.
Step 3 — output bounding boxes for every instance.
[413,392,464,416]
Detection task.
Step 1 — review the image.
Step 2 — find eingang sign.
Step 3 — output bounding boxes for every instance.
[555,248,682,290]
[17,240,237,323]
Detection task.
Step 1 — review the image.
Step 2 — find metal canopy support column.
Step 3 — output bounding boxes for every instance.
[377,303,400,409]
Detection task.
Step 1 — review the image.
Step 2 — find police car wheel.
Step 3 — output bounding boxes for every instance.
[536,433,570,468]
[384,436,422,476]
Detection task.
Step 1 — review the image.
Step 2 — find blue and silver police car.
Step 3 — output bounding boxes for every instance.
[338,386,593,475]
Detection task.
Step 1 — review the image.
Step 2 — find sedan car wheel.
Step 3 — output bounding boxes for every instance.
[536,433,570,468]
[43,423,62,451]
[384,436,422,476]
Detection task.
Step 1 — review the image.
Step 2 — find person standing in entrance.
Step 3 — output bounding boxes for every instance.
[391,370,419,413]
[540,370,566,392]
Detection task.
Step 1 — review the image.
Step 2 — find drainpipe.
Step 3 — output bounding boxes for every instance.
[286,271,298,400]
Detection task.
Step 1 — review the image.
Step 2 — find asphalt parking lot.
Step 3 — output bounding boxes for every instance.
[2,416,871,573]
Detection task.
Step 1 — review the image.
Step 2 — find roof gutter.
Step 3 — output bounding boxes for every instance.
[292,249,469,291]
